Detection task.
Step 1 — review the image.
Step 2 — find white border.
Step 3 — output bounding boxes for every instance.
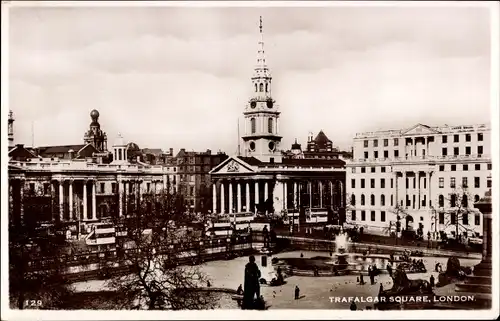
[1,1,499,320]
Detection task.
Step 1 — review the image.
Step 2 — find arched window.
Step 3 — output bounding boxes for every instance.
[255,83,258,92]
[259,83,264,92]
[268,118,273,133]
[250,118,256,134]
[381,194,385,206]
[475,194,480,203]
[439,195,444,208]
[265,83,268,92]
[361,194,365,206]
[370,194,375,206]
[450,194,457,207]
[462,194,468,208]
[351,195,356,206]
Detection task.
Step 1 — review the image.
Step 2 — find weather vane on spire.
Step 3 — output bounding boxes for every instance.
[259,16,263,33]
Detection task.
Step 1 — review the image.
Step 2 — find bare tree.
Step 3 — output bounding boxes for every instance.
[106,189,216,310]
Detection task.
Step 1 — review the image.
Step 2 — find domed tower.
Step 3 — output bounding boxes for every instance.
[83,109,108,152]
[8,110,14,148]
[111,133,128,164]
[241,16,282,163]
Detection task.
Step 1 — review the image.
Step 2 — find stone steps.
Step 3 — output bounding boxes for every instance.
[455,283,492,294]
[464,275,491,285]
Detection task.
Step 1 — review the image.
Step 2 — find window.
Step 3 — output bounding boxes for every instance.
[390,179,393,188]
[371,211,376,221]
[462,177,468,188]
[406,177,409,189]
[361,167,366,173]
[100,183,105,193]
[384,150,388,158]
[424,178,427,189]
[361,194,365,205]
[364,151,369,159]
[394,150,399,157]
[351,195,356,205]
[474,177,480,188]
[442,148,447,156]
[442,135,448,143]
[255,83,258,92]
[361,179,365,189]
[463,164,468,171]
[351,167,356,173]
[451,164,456,171]
[462,194,468,208]
[381,179,385,188]
[439,177,444,188]
[450,194,457,207]
[474,194,480,203]
[268,118,273,133]
[146,183,151,192]
[112,182,117,194]
[250,118,256,134]
[374,151,379,158]
[43,183,50,195]
[371,167,376,173]
[487,163,492,170]
[381,194,385,206]
[465,146,471,155]
[364,140,369,148]
[454,134,459,143]
[439,195,444,207]
[475,214,480,226]
[361,211,366,221]
[351,210,356,221]
[351,179,356,188]
[370,194,375,206]
[487,179,492,188]
[454,147,459,156]
[478,146,483,155]
[259,83,264,92]
[381,167,386,173]
[450,177,456,188]
[391,194,393,206]
[439,165,445,171]
[450,213,456,225]
[439,212,445,224]
[413,177,416,189]
[381,211,386,222]
[190,186,195,196]
[465,134,471,142]
[265,83,268,92]
[370,179,375,189]
[478,133,483,141]
[475,164,481,171]
[463,213,469,225]
[374,140,378,147]
[384,139,388,147]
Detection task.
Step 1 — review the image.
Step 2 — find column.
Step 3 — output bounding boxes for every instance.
[427,172,431,209]
[237,182,242,212]
[284,181,288,210]
[9,183,13,224]
[308,181,312,210]
[92,180,96,220]
[118,179,123,217]
[124,181,129,215]
[69,180,74,220]
[264,182,268,202]
[229,182,233,214]
[83,180,88,220]
[294,182,298,209]
[255,181,259,207]
[418,172,421,209]
[19,180,25,225]
[403,172,407,208]
[246,182,250,212]
[319,181,323,208]
[212,183,217,214]
[220,182,225,214]
[395,172,399,207]
[50,181,56,221]
[59,180,64,221]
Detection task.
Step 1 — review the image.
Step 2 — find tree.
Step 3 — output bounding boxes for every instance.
[106,190,216,310]
[9,199,73,310]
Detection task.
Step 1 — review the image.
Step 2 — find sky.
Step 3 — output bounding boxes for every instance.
[7,4,492,154]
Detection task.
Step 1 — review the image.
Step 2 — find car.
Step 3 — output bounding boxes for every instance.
[468,237,483,245]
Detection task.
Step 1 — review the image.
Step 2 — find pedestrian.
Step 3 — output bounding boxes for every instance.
[295,285,300,300]
[359,273,365,285]
[350,301,357,311]
[430,275,435,287]
[300,253,304,258]
[379,283,383,294]
[207,280,211,288]
[237,284,243,295]
[370,271,375,285]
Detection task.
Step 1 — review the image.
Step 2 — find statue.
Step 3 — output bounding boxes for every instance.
[243,255,262,309]
[436,256,472,287]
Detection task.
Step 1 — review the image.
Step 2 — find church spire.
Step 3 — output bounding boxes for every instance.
[254,16,270,79]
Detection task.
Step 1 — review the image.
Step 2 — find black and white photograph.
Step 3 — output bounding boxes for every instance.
[2,1,499,319]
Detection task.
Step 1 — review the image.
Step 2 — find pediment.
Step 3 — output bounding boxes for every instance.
[402,123,441,136]
[210,156,255,174]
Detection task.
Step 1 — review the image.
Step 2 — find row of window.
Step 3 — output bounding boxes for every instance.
[250,117,274,134]
[363,133,484,148]
[438,177,491,189]
[360,145,484,159]
[254,82,269,93]
[350,193,482,208]
[439,163,492,171]
[352,166,388,174]
[351,210,481,226]
[351,210,386,222]
[351,194,394,206]
[27,181,172,196]
[351,177,429,190]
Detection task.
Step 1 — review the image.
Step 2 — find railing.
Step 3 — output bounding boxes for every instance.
[350,154,491,164]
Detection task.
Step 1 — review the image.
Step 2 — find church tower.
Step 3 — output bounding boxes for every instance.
[241,16,282,163]
[83,109,108,152]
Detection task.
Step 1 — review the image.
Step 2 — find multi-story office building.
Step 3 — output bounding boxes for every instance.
[346,123,492,239]
[176,149,228,213]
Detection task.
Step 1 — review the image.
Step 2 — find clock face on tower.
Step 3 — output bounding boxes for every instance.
[268,142,275,151]
[267,100,273,108]
[250,101,256,109]
[249,141,256,151]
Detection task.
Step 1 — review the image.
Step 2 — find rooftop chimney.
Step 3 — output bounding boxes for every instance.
[169,147,173,155]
